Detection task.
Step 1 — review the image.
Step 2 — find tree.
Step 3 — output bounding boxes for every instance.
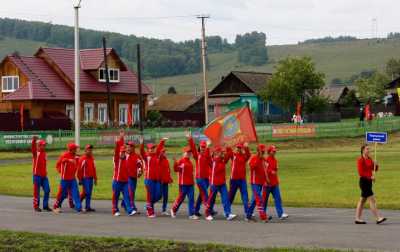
[235,31,268,66]
[385,58,400,80]
[355,72,389,103]
[167,86,177,94]
[260,56,326,113]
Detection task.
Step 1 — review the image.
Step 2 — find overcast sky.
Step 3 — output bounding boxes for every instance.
[1,0,399,45]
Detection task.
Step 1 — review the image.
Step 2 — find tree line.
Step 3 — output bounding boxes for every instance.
[0,18,268,78]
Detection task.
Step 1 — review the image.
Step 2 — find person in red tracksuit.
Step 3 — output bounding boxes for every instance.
[53,143,82,213]
[355,144,387,225]
[170,146,198,220]
[77,144,97,212]
[187,134,213,217]
[31,136,51,212]
[247,144,269,222]
[227,142,251,218]
[263,145,288,220]
[139,136,167,218]
[112,137,134,216]
[205,146,237,221]
[159,148,173,215]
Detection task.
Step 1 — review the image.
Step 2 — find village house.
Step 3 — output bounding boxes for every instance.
[321,85,360,118]
[0,47,151,130]
[208,71,285,122]
[385,77,400,115]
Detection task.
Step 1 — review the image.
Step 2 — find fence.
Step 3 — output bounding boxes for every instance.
[0,117,399,151]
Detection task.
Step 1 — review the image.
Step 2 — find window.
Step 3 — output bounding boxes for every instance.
[84,103,94,122]
[119,104,128,125]
[132,104,140,125]
[1,76,19,92]
[208,104,215,113]
[66,104,74,120]
[98,68,120,83]
[98,103,107,124]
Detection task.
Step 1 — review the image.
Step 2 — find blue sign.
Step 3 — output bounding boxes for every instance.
[366,132,388,144]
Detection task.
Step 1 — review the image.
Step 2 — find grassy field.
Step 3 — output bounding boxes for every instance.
[0,133,399,209]
[0,230,348,252]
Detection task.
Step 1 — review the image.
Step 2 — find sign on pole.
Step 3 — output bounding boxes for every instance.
[366,132,388,144]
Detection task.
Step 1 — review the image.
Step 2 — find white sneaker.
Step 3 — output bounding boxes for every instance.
[170,209,176,218]
[280,213,289,220]
[206,215,214,221]
[189,215,199,220]
[129,210,137,216]
[148,214,156,218]
[161,211,170,216]
[226,214,237,221]
[114,212,121,217]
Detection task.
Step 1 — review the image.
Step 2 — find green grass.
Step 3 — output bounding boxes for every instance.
[0,230,347,252]
[1,133,400,209]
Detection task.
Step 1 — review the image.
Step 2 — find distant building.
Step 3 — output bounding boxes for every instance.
[385,77,400,115]
[0,47,151,130]
[208,71,285,122]
[148,94,204,125]
[321,85,360,118]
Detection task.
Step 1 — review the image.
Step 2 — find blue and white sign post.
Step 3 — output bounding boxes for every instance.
[366,132,388,177]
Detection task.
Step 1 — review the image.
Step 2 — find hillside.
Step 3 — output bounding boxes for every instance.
[1,36,400,96]
[149,38,400,95]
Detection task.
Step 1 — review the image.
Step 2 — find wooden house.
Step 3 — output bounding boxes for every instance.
[0,47,151,129]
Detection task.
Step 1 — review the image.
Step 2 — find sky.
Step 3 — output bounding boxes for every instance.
[1,0,399,45]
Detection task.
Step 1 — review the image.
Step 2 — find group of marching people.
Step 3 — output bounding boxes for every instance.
[31,130,288,222]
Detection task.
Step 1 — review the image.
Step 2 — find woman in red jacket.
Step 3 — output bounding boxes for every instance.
[170,146,198,220]
[355,144,386,224]
[159,148,173,215]
[77,144,97,212]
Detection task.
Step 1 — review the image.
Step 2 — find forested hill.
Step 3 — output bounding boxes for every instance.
[0,18,267,79]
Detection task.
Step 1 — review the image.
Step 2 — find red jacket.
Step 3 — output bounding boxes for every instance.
[113,139,129,182]
[249,155,267,185]
[357,156,378,179]
[210,154,230,186]
[160,155,173,184]
[31,139,47,177]
[56,152,79,180]
[189,138,211,179]
[77,154,97,181]
[127,153,142,178]
[227,147,251,180]
[174,156,194,185]
[140,140,165,181]
[266,156,279,186]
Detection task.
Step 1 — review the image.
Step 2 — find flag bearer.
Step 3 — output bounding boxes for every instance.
[170,146,198,220]
[227,142,251,218]
[77,144,97,212]
[263,145,288,220]
[31,136,51,212]
[205,146,237,221]
[53,143,82,213]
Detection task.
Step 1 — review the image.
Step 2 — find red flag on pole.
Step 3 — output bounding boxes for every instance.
[19,103,24,131]
[204,106,257,147]
[296,101,302,116]
[127,103,133,127]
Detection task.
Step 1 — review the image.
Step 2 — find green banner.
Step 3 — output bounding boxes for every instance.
[0,133,54,147]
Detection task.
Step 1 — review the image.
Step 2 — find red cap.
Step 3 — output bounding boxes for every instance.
[257,144,266,152]
[268,145,277,153]
[67,142,78,151]
[214,146,223,152]
[199,141,207,148]
[126,141,135,147]
[147,143,155,149]
[38,140,46,146]
[235,143,244,148]
[120,145,127,152]
[183,146,191,153]
[85,144,93,151]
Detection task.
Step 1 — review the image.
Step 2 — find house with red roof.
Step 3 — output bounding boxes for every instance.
[0,47,151,129]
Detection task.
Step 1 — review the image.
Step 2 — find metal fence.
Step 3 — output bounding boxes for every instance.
[0,117,399,151]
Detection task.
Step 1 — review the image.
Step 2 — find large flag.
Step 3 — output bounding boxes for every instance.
[204,106,257,147]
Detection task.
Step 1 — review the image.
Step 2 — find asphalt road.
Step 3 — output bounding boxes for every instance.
[0,195,399,251]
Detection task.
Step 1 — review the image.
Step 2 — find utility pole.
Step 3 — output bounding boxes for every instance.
[102,37,113,127]
[73,0,82,146]
[197,14,210,124]
[136,44,144,134]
